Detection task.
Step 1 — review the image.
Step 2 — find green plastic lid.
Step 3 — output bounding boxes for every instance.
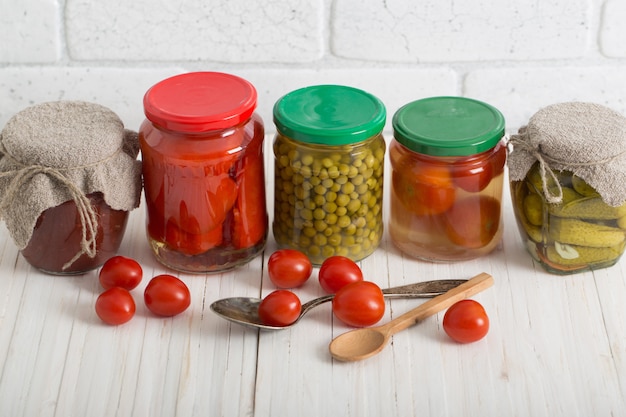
[392,96,505,156]
[273,85,386,145]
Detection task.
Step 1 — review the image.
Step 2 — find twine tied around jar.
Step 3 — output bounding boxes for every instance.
[507,102,626,207]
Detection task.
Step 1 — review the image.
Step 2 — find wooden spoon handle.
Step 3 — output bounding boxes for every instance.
[382,272,494,336]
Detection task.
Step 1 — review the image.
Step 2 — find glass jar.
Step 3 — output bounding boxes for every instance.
[272,85,386,265]
[0,101,142,275]
[508,102,626,274]
[20,193,130,274]
[140,72,267,273]
[389,96,507,261]
[511,165,626,273]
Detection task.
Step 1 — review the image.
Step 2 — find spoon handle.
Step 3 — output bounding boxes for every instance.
[381,272,494,336]
[300,279,468,316]
[381,279,468,298]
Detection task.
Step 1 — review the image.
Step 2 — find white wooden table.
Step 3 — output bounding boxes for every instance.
[1,142,626,417]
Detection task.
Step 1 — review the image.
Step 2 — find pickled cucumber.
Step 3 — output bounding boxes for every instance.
[550,195,626,220]
[572,175,599,197]
[548,218,625,248]
[512,181,543,242]
[523,193,543,226]
[546,242,625,266]
[272,134,385,264]
[526,164,567,194]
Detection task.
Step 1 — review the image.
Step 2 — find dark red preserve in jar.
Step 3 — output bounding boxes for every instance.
[140,72,268,273]
[0,101,142,274]
[20,193,130,273]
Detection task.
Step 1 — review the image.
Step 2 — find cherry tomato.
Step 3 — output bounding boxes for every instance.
[258,290,302,326]
[95,287,136,325]
[267,249,312,288]
[99,256,143,290]
[392,162,456,216]
[144,274,191,317]
[318,256,363,294]
[451,155,493,193]
[444,196,501,248]
[332,281,385,327]
[490,142,507,175]
[443,299,490,343]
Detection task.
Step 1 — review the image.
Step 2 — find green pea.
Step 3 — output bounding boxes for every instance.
[347,199,361,213]
[328,234,342,246]
[300,208,313,221]
[322,245,336,258]
[342,182,355,195]
[301,154,314,166]
[313,234,327,246]
[300,166,312,178]
[313,208,326,220]
[314,220,328,232]
[324,202,337,213]
[309,246,322,258]
[337,215,351,228]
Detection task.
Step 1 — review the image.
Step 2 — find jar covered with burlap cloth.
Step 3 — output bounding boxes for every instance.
[0,101,142,274]
[509,102,626,274]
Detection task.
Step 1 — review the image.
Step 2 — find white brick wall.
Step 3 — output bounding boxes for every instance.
[1,0,625,134]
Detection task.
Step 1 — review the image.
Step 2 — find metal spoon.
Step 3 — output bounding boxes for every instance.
[328,272,494,362]
[210,279,468,330]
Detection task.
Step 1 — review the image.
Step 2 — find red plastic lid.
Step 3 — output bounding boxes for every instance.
[143,72,257,132]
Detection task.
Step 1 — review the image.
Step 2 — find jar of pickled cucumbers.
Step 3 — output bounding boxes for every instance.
[389,96,507,261]
[272,85,386,265]
[140,72,267,273]
[509,102,626,274]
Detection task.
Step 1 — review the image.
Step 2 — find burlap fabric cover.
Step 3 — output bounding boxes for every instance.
[0,101,142,263]
[508,102,626,206]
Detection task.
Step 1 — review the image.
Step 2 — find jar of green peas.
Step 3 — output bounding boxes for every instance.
[272,85,386,265]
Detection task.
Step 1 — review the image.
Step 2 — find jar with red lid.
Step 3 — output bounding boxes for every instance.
[389,96,507,261]
[0,101,142,274]
[140,72,268,273]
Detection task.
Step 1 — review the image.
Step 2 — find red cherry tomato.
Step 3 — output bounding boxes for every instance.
[444,196,501,249]
[144,274,191,317]
[443,299,490,343]
[392,162,456,216]
[267,249,313,288]
[451,155,493,193]
[332,281,385,327]
[318,256,363,294]
[95,287,136,325]
[258,290,302,326]
[99,256,143,290]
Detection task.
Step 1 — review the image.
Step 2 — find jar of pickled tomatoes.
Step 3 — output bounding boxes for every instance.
[389,96,506,261]
[140,72,268,273]
[272,85,386,265]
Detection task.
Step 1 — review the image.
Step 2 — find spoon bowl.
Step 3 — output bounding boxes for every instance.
[210,279,468,330]
[329,272,494,362]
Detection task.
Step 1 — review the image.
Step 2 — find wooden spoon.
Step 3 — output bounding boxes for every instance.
[328,272,494,362]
